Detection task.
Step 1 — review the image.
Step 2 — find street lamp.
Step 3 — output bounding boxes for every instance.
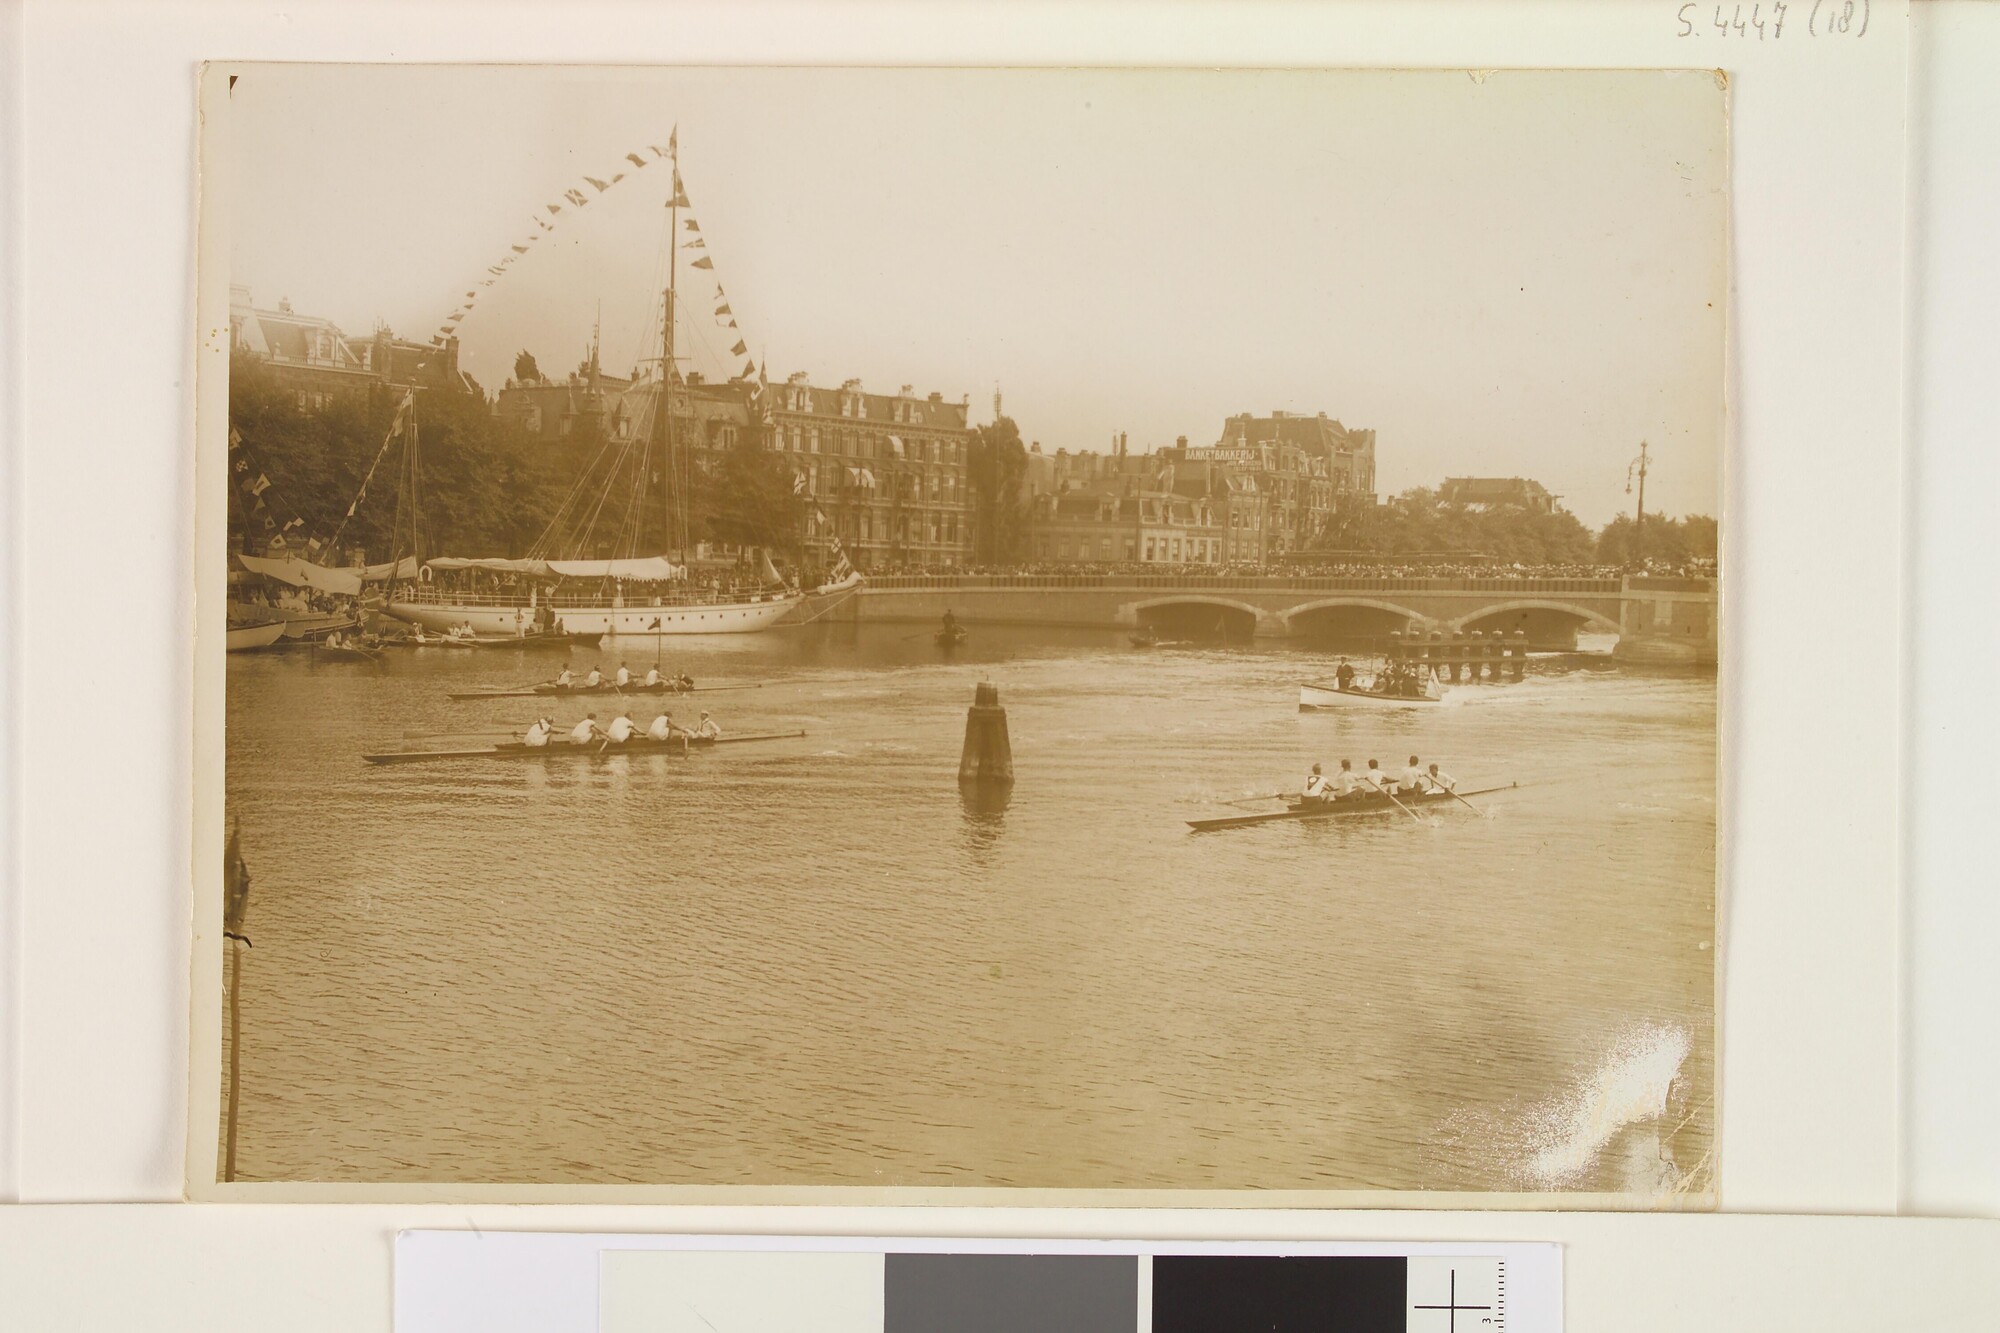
[1625,440,1650,567]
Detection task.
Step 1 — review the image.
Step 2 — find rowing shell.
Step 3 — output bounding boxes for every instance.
[1187,783,1514,831]
[363,729,807,766]
[446,681,755,701]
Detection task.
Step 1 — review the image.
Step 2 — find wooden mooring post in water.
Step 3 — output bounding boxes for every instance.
[221,819,253,1183]
[958,681,1014,787]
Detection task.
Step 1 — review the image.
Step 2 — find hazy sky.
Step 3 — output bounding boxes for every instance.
[223,65,1725,526]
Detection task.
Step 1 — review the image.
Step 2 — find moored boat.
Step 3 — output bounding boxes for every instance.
[1188,782,1513,831]
[225,619,287,652]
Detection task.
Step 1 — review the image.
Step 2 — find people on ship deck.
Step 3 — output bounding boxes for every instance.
[1335,658,1355,691]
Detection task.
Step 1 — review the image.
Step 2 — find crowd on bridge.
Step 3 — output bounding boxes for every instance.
[860,556,1717,581]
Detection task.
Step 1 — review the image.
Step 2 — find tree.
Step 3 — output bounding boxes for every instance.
[967,415,1029,563]
[513,350,541,383]
[695,434,807,553]
[1595,512,1716,566]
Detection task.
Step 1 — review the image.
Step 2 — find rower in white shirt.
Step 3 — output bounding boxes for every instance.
[567,714,605,745]
[643,665,662,687]
[1425,763,1457,793]
[1359,759,1389,793]
[1333,759,1358,797]
[584,666,604,688]
[1301,763,1331,805]
[614,663,631,688]
[1402,756,1426,794]
[605,712,637,744]
[694,710,721,740]
[646,711,682,742]
[554,667,574,688]
[522,717,554,747]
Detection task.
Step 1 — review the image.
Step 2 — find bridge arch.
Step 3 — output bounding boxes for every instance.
[1123,595,1266,640]
[1449,599,1621,648]
[1281,597,1428,644]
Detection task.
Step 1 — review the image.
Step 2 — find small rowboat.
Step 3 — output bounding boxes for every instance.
[363,729,806,766]
[1299,679,1445,710]
[446,679,748,701]
[226,619,287,652]
[936,628,967,648]
[313,640,382,663]
[1187,783,1513,831]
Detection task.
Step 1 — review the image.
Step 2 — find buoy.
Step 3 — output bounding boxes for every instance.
[958,681,1014,787]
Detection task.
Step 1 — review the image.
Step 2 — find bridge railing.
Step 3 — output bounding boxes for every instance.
[861,573,1640,595]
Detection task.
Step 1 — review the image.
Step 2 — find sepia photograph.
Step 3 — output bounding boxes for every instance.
[190,63,1723,1202]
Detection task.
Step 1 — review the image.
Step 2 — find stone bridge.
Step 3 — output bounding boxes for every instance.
[836,573,1716,662]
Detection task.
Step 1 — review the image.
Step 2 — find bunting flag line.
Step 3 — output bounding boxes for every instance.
[625,152,647,169]
[684,218,700,231]
[683,237,706,249]
[692,256,714,270]
[585,176,612,191]
[714,302,732,316]
[731,340,748,356]
[228,427,243,450]
[742,358,757,379]
[249,473,272,497]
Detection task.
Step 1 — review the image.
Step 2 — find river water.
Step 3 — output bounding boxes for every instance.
[221,624,1715,1196]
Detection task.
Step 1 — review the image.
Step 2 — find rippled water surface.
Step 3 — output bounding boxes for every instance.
[221,625,1715,1193]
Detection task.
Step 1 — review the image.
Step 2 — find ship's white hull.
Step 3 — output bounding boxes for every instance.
[386,595,798,636]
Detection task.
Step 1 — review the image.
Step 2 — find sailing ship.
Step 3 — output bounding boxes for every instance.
[377,137,855,637]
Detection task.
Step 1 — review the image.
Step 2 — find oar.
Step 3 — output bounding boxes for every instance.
[1371,782,1430,826]
[1221,791,1293,809]
[1437,783,1483,816]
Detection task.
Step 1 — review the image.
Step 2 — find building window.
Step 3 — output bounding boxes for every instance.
[1144,537,1155,561]
[1099,536,1112,561]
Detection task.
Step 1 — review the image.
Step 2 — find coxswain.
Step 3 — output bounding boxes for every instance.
[677,671,694,691]
[584,665,604,688]
[1335,657,1355,691]
[643,665,662,687]
[695,710,721,740]
[1426,763,1457,793]
[1403,755,1426,794]
[554,666,574,688]
[1334,758,1359,797]
[615,662,632,688]
[567,713,605,745]
[605,711,637,744]
[522,717,554,748]
[1301,763,1330,805]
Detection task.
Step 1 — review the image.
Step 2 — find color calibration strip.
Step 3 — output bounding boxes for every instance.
[395,1234,1559,1333]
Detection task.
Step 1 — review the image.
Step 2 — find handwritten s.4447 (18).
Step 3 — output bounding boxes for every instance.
[1678,0,1872,38]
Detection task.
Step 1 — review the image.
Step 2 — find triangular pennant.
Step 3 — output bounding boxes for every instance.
[585,176,612,192]
[685,219,701,231]
[714,302,732,316]
[563,187,588,207]
[731,340,748,356]
[547,203,562,215]
[691,256,713,269]
[511,244,528,254]
[625,152,647,169]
